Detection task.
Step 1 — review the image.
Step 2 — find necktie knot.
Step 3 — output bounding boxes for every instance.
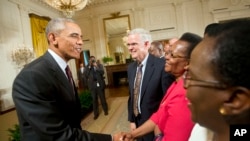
[138,64,143,67]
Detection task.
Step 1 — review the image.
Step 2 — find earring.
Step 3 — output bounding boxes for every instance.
[219,107,226,115]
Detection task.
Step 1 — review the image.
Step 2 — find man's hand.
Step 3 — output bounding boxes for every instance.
[130,122,136,131]
[113,132,133,141]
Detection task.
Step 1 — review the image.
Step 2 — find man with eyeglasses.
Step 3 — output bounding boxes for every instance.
[126,28,175,141]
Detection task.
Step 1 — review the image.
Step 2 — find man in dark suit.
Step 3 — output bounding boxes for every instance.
[77,62,88,90]
[85,56,108,120]
[126,28,175,141]
[12,18,125,141]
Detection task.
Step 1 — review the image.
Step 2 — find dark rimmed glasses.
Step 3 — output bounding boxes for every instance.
[165,51,187,59]
[183,70,227,89]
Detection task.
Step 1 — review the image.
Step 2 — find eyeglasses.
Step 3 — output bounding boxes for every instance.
[127,43,139,47]
[165,51,187,59]
[183,70,227,89]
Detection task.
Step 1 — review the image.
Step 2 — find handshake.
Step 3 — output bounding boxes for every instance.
[113,132,134,141]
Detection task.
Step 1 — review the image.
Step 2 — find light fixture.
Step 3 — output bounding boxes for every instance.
[44,0,89,18]
[11,44,35,68]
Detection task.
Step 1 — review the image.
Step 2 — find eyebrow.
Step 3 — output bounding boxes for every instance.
[70,33,83,38]
[127,43,138,46]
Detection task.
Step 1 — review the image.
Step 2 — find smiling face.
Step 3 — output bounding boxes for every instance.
[164,40,189,78]
[127,34,149,62]
[185,37,228,130]
[48,22,83,62]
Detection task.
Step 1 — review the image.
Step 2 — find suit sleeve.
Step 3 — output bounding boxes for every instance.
[96,66,104,76]
[12,68,112,141]
[127,64,135,122]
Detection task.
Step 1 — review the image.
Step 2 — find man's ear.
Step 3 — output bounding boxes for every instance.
[222,87,250,115]
[48,33,58,46]
[144,41,150,47]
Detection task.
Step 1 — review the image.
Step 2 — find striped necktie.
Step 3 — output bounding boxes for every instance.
[65,65,75,95]
[133,64,143,116]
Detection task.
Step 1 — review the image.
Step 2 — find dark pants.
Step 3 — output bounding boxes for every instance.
[90,86,108,116]
[134,114,155,141]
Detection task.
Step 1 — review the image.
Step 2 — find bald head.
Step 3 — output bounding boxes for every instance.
[164,37,179,53]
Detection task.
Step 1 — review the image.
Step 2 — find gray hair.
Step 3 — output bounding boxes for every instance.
[45,18,75,36]
[128,28,152,44]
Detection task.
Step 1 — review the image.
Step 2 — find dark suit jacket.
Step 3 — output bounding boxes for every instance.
[12,52,111,141]
[127,54,175,124]
[84,64,105,90]
[77,67,88,89]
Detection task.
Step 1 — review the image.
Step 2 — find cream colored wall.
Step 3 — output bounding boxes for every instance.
[74,0,250,62]
[74,0,250,85]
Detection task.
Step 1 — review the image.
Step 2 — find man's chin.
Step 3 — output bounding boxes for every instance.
[71,53,80,59]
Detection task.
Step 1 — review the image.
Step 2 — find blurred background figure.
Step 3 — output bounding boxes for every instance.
[77,62,88,91]
[148,41,165,58]
[164,37,179,54]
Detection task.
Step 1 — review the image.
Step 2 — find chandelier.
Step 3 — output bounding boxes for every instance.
[11,44,35,68]
[44,0,89,18]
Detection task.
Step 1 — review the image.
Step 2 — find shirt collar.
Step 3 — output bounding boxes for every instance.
[48,49,67,74]
[140,53,149,67]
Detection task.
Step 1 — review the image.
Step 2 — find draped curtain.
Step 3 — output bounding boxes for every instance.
[29,14,50,58]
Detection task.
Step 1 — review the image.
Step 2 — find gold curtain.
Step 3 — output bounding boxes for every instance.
[29,14,50,58]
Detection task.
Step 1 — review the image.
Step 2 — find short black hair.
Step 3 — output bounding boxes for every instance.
[209,19,250,88]
[179,32,202,58]
[204,23,220,36]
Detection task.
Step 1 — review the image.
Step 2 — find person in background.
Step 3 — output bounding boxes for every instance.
[85,56,108,120]
[185,19,250,141]
[126,28,175,141]
[96,59,106,100]
[148,41,165,58]
[12,18,124,141]
[125,32,202,141]
[77,62,88,91]
[96,59,106,89]
[163,37,178,54]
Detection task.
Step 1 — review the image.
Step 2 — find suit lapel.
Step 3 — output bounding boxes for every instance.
[140,55,155,98]
[43,52,76,98]
[129,62,138,94]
